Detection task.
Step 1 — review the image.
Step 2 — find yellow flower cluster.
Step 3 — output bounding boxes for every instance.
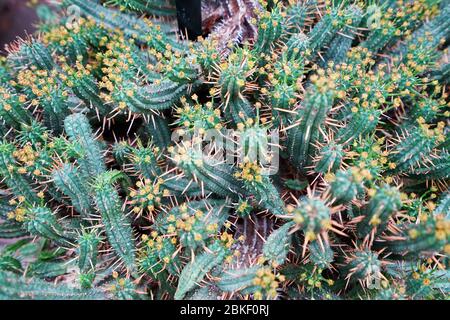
[130,178,169,215]
[235,161,263,183]
[165,204,219,246]
[17,68,68,105]
[417,120,446,143]
[6,206,27,222]
[434,215,450,244]
[309,71,336,94]
[42,17,97,45]
[175,97,222,131]
[13,144,37,167]
[143,231,177,252]
[61,57,93,83]
[252,267,285,300]
[236,200,251,215]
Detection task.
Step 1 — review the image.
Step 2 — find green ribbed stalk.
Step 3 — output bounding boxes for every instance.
[0,271,104,300]
[25,207,74,247]
[52,164,92,217]
[287,81,335,171]
[0,142,39,204]
[93,171,135,269]
[174,146,245,199]
[64,113,106,178]
[357,185,402,237]
[175,242,228,300]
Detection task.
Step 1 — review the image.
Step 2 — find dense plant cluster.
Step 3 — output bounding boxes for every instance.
[0,0,449,300]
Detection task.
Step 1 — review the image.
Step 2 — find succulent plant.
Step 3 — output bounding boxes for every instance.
[0,0,448,300]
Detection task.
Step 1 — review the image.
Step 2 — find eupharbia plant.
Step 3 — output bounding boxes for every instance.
[0,0,449,300]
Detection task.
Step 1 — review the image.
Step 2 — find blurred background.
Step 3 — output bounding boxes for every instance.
[0,0,37,51]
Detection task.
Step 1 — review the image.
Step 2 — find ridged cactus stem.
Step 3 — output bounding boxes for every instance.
[93,171,135,269]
